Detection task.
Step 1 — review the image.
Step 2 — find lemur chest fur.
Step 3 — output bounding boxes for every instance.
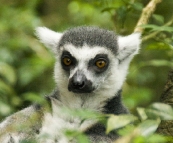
[38,97,97,143]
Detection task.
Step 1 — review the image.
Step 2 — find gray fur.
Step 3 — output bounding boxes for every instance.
[58,26,118,55]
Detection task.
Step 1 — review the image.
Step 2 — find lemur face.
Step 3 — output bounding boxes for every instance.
[55,27,120,94]
[36,26,140,96]
[58,44,116,94]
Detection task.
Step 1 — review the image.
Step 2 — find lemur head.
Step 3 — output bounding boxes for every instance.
[36,26,140,98]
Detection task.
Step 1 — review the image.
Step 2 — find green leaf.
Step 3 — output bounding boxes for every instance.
[76,133,90,143]
[133,136,145,143]
[18,56,53,87]
[0,100,12,116]
[65,130,90,143]
[146,42,171,50]
[61,107,104,121]
[158,26,173,32]
[22,92,44,103]
[130,2,143,11]
[0,80,21,106]
[101,7,118,12]
[118,125,135,136]
[106,114,137,134]
[140,24,158,29]
[145,103,173,120]
[152,14,164,24]
[147,134,170,143]
[137,107,147,121]
[140,60,173,67]
[0,62,17,86]
[137,120,160,136]
[0,80,15,96]
[141,24,173,32]
[101,0,126,12]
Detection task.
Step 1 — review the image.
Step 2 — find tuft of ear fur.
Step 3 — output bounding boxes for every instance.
[117,33,141,62]
[35,27,63,52]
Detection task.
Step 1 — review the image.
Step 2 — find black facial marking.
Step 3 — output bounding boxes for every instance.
[88,54,109,74]
[68,70,94,93]
[61,51,77,71]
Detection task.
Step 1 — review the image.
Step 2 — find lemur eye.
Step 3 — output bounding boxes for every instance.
[95,60,106,68]
[63,57,72,66]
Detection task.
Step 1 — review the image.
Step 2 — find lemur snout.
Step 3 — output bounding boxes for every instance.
[72,71,85,89]
[68,70,93,93]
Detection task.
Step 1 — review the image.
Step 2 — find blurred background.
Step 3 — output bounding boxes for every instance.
[0,0,173,120]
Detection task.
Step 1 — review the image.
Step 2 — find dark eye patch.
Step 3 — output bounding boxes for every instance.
[61,51,77,71]
[88,54,109,74]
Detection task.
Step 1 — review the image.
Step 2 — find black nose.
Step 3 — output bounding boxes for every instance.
[70,71,86,90]
[72,79,85,89]
[68,71,93,93]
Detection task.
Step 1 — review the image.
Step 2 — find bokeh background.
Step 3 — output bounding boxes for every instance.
[0,0,173,120]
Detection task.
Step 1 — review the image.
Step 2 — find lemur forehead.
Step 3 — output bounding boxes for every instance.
[60,44,114,61]
[58,26,118,55]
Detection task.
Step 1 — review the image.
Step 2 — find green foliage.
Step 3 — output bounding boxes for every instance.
[65,130,90,143]
[67,1,114,28]
[106,102,173,143]
[145,103,173,120]
[106,114,137,134]
[54,102,173,143]
[141,24,173,32]
[0,0,173,142]
[152,14,165,24]
[0,1,54,118]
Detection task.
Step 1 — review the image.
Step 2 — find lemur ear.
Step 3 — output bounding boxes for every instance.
[117,33,141,62]
[35,27,63,52]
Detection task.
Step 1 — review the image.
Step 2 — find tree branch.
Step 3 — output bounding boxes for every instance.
[134,0,162,33]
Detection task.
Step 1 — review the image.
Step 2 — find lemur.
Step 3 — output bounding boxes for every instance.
[0,26,140,143]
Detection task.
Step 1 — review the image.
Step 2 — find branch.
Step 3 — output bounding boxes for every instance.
[134,0,162,33]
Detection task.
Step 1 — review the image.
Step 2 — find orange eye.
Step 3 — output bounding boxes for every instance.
[95,60,106,68]
[63,57,72,66]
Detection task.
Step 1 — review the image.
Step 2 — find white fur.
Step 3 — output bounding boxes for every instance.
[0,134,20,143]
[35,27,63,52]
[117,33,141,61]
[38,98,97,143]
[0,106,38,143]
